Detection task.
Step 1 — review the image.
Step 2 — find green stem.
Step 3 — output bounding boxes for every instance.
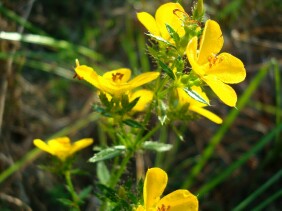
[65,170,81,211]
[109,150,134,188]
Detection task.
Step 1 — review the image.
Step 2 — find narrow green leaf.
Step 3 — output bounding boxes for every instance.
[89,147,125,163]
[122,119,143,128]
[78,186,93,201]
[165,24,180,43]
[97,162,110,185]
[143,141,173,152]
[158,60,175,80]
[146,33,173,47]
[183,87,210,105]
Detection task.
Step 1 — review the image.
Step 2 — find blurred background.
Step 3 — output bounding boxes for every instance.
[0,0,281,210]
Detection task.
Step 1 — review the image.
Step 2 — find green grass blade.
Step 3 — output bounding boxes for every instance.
[181,62,270,189]
[232,169,282,211]
[0,31,102,61]
[196,123,282,197]
[252,189,282,211]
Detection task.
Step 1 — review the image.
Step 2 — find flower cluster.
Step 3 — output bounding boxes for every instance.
[137,2,246,123]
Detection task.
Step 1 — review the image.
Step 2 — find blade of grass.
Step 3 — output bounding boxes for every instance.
[0,31,102,61]
[181,61,271,189]
[196,124,282,198]
[0,112,99,184]
[252,189,282,211]
[232,169,282,211]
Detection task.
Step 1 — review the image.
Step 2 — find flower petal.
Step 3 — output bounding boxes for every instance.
[70,138,94,155]
[189,105,223,124]
[102,68,131,83]
[208,53,246,84]
[155,3,185,41]
[203,75,238,107]
[157,189,198,211]
[198,20,224,65]
[137,12,160,36]
[187,37,205,76]
[75,65,103,90]
[130,89,153,112]
[144,167,168,209]
[33,139,54,155]
[129,72,160,89]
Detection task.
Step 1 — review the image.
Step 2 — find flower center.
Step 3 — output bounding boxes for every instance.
[112,72,124,83]
[207,54,223,68]
[157,204,171,211]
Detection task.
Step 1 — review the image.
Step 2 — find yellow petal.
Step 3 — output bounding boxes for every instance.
[137,12,160,36]
[189,105,223,124]
[144,168,168,209]
[203,75,238,107]
[129,72,160,89]
[70,138,94,155]
[102,68,131,83]
[155,3,185,41]
[187,37,205,76]
[130,89,153,112]
[33,139,54,155]
[157,189,198,211]
[176,87,209,107]
[75,65,103,90]
[198,20,224,65]
[208,53,246,84]
[48,137,72,160]
[135,205,145,211]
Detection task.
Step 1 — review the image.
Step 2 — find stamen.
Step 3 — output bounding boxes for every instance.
[112,72,124,82]
[157,204,171,211]
[208,54,223,68]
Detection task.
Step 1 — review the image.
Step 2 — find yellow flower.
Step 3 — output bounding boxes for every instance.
[75,60,159,97]
[176,87,223,124]
[186,20,246,107]
[136,167,198,211]
[137,2,186,43]
[33,137,93,161]
[129,89,154,112]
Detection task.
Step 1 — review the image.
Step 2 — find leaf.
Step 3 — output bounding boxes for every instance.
[143,141,173,152]
[183,87,210,105]
[158,100,168,125]
[158,60,175,80]
[97,161,110,185]
[78,186,92,201]
[166,24,180,44]
[122,119,143,128]
[58,198,73,207]
[89,147,125,163]
[146,33,173,47]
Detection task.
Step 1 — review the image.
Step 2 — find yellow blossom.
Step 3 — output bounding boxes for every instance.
[75,60,159,97]
[136,167,198,211]
[137,2,186,43]
[129,89,154,112]
[186,20,246,107]
[176,87,223,124]
[33,137,93,161]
